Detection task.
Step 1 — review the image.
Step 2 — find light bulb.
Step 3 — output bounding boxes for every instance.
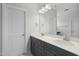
[41,7,48,13]
[39,10,44,14]
[45,4,52,10]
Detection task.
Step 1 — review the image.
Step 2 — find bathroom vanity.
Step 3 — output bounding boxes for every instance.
[30,34,79,56]
[30,3,79,56]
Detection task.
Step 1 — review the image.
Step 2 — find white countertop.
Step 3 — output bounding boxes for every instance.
[31,33,79,55]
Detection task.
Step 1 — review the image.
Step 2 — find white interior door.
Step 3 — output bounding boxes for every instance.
[3,5,25,56]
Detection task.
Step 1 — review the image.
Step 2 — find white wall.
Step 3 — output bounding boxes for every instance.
[0,4,2,56]
[30,4,40,33]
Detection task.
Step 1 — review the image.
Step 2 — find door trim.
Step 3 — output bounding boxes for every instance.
[2,3,27,56]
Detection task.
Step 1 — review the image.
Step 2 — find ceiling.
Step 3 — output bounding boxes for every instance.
[7,3,79,16]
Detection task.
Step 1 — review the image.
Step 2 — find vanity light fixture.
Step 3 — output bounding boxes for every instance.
[64,9,69,11]
[39,4,52,14]
[45,4,52,10]
[41,7,48,12]
[39,10,45,14]
[39,8,48,14]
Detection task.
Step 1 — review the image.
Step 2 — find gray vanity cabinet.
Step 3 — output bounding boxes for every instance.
[30,36,77,56]
[31,36,47,56]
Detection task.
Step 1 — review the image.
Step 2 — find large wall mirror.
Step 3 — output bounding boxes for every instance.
[39,3,79,38]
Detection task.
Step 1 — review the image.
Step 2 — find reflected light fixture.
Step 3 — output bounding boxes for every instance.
[39,4,52,14]
[45,4,52,10]
[39,10,44,14]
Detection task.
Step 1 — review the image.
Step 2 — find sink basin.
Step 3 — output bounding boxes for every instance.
[53,40,74,46]
[42,36,61,40]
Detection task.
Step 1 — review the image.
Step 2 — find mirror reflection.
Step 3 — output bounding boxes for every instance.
[39,3,79,38]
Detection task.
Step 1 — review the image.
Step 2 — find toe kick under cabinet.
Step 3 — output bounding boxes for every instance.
[30,36,77,56]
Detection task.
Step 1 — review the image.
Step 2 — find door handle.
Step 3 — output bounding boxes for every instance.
[22,34,25,36]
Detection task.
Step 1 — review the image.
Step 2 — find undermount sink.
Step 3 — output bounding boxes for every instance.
[53,40,75,46]
[42,36,61,40]
[42,35,74,46]
[34,33,77,46]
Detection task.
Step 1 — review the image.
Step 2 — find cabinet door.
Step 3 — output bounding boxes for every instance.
[46,43,58,56]
[31,37,42,56]
[31,37,47,56]
[40,40,47,56]
[34,38,42,56]
[31,37,35,55]
[47,43,76,56]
